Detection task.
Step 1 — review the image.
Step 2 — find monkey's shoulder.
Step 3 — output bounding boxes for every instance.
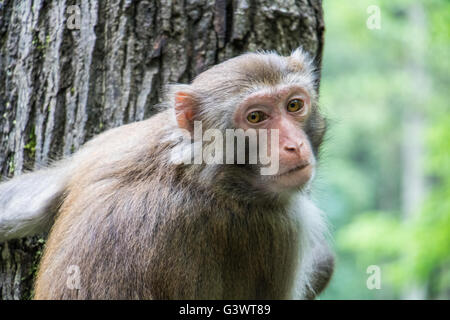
[71,110,174,164]
[84,110,173,149]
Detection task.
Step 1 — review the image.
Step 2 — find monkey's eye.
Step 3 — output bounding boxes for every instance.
[287,99,305,113]
[247,111,267,124]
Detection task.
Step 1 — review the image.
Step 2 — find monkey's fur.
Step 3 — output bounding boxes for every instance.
[0,49,333,299]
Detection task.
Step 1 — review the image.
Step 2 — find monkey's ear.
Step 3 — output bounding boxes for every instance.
[174,91,197,132]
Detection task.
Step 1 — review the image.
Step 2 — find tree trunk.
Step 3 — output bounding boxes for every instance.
[0,0,324,300]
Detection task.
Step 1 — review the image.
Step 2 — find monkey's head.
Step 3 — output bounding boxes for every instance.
[169,48,326,197]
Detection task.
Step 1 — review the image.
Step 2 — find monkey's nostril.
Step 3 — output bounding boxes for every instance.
[284,145,299,153]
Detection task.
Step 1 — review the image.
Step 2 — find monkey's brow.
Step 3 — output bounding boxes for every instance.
[233,67,312,88]
[246,84,309,99]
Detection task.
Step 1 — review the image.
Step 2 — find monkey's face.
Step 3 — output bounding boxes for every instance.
[233,84,316,193]
[171,49,325,196]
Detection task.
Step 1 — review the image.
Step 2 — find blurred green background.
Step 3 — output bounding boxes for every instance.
[316,0,449,299]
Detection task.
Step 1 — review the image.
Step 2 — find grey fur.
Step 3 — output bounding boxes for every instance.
[0,49,333,299]
[0,165,69,241]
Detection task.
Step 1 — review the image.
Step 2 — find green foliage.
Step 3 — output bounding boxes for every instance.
[319,0,449,299]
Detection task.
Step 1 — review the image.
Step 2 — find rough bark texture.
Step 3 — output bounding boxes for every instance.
[0,0,324,300]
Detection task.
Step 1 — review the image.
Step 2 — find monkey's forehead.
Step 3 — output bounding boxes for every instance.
[191,51,316,93]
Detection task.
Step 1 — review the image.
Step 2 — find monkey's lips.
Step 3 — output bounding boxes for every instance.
[273,162,313,189]
[277,163,310,176]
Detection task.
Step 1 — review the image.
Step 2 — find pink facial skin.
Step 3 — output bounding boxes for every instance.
[233,85,316,191]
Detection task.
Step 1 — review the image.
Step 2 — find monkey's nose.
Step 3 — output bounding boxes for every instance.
[283,142,303,156]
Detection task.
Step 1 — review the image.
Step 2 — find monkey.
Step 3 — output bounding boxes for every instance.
[0,48,333,299]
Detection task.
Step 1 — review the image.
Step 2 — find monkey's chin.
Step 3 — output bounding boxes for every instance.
[267,164,314,193]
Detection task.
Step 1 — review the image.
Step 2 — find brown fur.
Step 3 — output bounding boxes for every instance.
[35,111,301,299]
[34,50,333,299]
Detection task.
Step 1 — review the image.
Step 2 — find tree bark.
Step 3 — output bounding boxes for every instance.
[0,0,324,299]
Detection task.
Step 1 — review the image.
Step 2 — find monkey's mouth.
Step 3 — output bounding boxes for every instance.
[277,162,310,177]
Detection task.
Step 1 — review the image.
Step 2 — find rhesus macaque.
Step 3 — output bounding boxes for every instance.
[0,48,333,299]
